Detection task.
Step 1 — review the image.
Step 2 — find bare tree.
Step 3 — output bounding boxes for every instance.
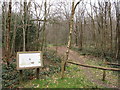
[41,0,47,51]
[114,1,120,61]
[33,1,43,50]
[108,2,113,52]
[6,0,12,65]
[2,1,7,56]
[61,0,82,78]
[74,14,78,46]
[10,5,17,56]
[23,0,27,51]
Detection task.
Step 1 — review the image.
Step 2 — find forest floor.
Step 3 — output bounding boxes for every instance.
[48,46,119,88]
[17,46,119,88]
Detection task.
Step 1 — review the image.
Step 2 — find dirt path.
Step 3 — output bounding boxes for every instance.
[48,46,119,88]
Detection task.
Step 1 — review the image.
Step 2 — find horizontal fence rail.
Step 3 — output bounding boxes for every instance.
[67,61,120,81]
[105,62,120,66]
[67,61,120,71]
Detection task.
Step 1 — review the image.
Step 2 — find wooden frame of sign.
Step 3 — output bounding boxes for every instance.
[16,51,43,82]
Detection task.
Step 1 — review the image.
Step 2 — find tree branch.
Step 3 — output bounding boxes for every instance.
[74,0,82,11]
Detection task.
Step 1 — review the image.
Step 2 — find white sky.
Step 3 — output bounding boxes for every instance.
[1,0,118,2]
[0,0,119,18]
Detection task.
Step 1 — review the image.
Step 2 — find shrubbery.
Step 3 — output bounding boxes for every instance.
[2,50,61,88]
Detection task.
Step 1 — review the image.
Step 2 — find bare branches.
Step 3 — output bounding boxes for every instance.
[74,0,82,12]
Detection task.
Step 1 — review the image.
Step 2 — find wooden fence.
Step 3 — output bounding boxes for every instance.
[67,61,120,81]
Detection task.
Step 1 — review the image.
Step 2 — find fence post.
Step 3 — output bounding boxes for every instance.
[102,70,106,81]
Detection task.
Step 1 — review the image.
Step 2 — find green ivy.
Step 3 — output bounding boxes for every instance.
[2,50,62,88]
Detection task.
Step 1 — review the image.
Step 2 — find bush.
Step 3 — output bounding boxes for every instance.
[2,50,62,88]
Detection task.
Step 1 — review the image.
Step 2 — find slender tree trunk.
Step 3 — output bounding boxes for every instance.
[61,0,81,78]
[10,14,17,56]
[61,0,75,78]
[74,16,78,46]
[100,3,105,56]
[94,7,101,50]
[41,0,47,51]
[104,2,108,52]
[90,1,96,47]
[2,2,6,56]
[34,3,40,50]
[6,0,12,65]
[108,2,113,52]
[115,2,120,61]
[26,1,31,51]
[115,1,120,87]
[78,20,83,50]
[23,0,27,51]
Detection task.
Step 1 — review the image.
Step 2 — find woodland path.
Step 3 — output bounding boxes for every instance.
[48,46,119,88]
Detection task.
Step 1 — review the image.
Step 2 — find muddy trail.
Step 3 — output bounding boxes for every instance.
[48,46,119,88]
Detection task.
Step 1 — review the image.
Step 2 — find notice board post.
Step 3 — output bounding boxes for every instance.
[19,70,23,84]
[36,68,40,79]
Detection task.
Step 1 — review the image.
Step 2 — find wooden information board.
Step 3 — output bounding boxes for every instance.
[17,51,43,70]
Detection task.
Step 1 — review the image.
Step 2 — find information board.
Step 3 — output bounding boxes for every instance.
[17,51,43,70]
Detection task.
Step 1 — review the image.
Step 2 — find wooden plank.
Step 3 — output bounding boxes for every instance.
[67,61,120,71]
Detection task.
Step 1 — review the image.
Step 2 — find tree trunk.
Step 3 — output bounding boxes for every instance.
[41,0,47,51]
[2,2,6,56]
[61,0,75,78]
[99,2,105,56]
[61,0,81,78]
[90,1,96,47]
[23,0,27,51]
[74,15,79,46]
[78,20,83,50]
[108,2,113,52]
[10,14,17,56]
[115,1,120,61]
[104,2,108,52]
[6,0,12,65]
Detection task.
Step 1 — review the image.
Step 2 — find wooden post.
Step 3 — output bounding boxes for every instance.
[36,68,40,79]
[118,71,120,87]
[19,70,23,84]
[102,70,106,81]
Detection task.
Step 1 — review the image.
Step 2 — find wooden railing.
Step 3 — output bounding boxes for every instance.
[105,62,120,66]
[67,61,120,81]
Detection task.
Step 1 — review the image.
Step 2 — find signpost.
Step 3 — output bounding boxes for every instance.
[16,51,43,83]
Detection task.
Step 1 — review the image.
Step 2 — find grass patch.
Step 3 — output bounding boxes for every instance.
[47,44,54,47]
[71,46,118,87]
[19,64,100,88]
[71,46,119,67]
